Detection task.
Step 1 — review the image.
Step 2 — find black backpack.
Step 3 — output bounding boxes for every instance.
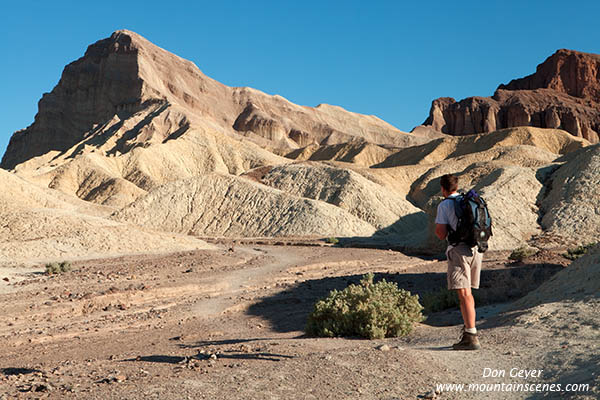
[447,189,493,253]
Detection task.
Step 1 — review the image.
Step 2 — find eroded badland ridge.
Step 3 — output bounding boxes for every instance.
[1,30,599,260]
[0,30,598,399]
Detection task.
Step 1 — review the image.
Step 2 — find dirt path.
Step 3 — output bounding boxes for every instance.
[192,247,307,318]
[0,245,595,399]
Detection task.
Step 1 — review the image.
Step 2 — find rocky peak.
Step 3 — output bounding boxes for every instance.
[423,50,600,143]
[0,30,227,169]
[1,31,149,169]
[84,30,141,60]
[498,49,600,101]
[2,30,421,171]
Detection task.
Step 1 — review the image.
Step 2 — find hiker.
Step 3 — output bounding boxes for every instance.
[435,174,483,350]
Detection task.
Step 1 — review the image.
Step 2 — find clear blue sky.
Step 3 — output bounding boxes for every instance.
[2,1,600,157]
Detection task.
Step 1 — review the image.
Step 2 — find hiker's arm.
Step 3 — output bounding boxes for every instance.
[435,223,447,240]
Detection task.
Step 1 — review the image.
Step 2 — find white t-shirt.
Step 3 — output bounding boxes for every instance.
[435,193,460,233]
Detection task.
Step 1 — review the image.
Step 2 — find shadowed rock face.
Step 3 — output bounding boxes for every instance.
[2,30,421,170]
[424,49,600,143]
[2,32,146,169]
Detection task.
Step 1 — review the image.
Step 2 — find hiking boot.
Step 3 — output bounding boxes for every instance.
[452,331,481,350]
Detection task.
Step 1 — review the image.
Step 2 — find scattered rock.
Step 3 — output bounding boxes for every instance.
[98,375,126,384]
[424,390,437,399]
[376,344,391,352]
[239,344,251,353]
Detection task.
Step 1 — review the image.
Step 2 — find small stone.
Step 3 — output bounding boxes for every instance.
[34,383,52,392]
[115,375,126,383]
[239,344,250,353]
[424,390,437,399]
[191,361,201,369]
[2,277,9,282]
[435,388,442,395]
[210,354,218,360]
[376,344,391,352]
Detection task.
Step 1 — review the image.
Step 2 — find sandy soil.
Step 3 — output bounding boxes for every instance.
[0,244,596,400]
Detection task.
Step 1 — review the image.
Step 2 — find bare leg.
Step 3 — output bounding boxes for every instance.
[456,288,476,329]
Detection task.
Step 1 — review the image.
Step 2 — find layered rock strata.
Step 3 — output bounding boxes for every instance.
[424,49,600,143]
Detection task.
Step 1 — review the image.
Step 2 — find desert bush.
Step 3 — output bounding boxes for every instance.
[325,237,339,245]
[45,261,72,275]
[563,243,597,260]
[420,288,460,314]
[421,288,492,314]
[509,246,538,262]
[421,263,562,313]
[306,273,424,339]
[45,262,60,275]
[59,261,72,272]
[420,288,483,314]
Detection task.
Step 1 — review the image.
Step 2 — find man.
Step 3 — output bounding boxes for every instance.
[435,174,483,350]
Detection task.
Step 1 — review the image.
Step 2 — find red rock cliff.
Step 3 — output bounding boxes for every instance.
[424,49,600,143]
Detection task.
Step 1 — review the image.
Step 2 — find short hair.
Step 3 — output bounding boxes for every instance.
[440,174,458,192]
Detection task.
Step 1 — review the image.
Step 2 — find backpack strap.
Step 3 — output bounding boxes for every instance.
[446,194,464,245]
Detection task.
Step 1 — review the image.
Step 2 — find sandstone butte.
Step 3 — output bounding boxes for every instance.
[421,49,600,143]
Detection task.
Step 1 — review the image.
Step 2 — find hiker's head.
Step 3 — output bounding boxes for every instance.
[440,174,458,197]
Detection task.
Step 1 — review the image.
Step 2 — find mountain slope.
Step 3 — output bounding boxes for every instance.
[2,30,425,171]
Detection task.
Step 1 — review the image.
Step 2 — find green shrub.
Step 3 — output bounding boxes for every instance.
[325,237,339,244]
[509,246,538,262]
[419,288,484,314]
[45,261,72,275]
[563,243,597,260]
[306,273,424,339]
[59,261,72,272]
[420,288,460,314]
[45,262,60,275]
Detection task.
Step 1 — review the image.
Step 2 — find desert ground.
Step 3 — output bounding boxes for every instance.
[0,242,597,400]
[1,30,599,399]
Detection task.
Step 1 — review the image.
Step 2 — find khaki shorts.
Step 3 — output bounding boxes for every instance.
[446,244,483,290]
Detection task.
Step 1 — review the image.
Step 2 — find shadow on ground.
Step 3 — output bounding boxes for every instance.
[247,263,564,333]
[334,211,438,257]
[1,368,42,376]
[125,351,294,364]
